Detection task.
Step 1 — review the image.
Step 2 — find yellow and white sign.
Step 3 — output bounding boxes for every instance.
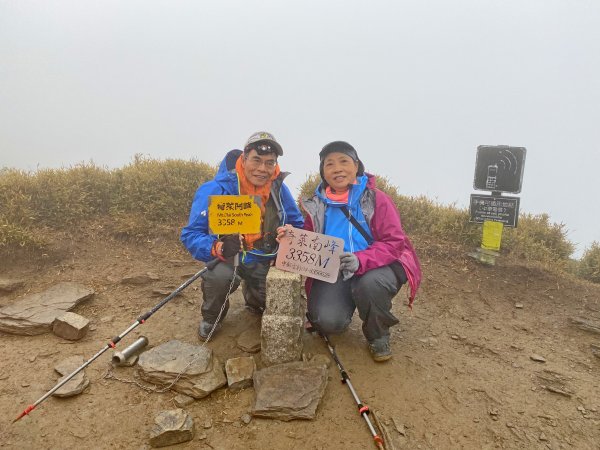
[208,195,261,235]
[481,220,503,251]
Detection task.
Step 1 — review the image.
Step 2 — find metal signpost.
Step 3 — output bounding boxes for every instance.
[469,194,520,227]
[469,145,526,264]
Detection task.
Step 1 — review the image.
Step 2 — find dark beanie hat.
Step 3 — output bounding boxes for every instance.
[319,141,365,182]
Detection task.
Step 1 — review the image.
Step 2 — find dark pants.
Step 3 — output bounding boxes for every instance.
[200,260,271,324]
[307,265,403,342]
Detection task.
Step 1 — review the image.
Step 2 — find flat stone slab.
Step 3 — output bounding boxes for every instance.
[0,282,94,335]
[252,361,328,421]
[52,355,89,398]
[137,340,226,399]
[0,278,25,294]
[149,409,194,448]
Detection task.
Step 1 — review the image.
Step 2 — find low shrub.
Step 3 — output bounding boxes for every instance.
[0,157,215,248]
[577,242,600,283]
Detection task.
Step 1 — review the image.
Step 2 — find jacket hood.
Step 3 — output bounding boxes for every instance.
[365,173,376,189]
[214,149,242,184]
[314,173,375,204]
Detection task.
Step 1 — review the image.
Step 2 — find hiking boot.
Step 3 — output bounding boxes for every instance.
[368,336,392,362]
[198,320,221,341]
[244,304,264,316]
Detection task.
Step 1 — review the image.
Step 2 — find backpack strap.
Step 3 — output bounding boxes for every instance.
[340,205,374,245]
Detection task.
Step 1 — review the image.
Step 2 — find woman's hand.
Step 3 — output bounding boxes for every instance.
[339,252,360,280]
[276,224,293,243]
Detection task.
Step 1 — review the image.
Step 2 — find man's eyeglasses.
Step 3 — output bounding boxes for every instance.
[245,155,277,169]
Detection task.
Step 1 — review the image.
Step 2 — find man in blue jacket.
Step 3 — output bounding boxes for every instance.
[181,132,304,340]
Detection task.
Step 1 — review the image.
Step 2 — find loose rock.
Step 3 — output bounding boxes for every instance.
[530,354,547,363]
[152,288,175,297]
[252,361,328,421]
[173,394,195,408]
[0,283,94,335]
[149,409,194,448]
[225,356,256,391]
[53,312,90,340]
[137,340,226,399]
[53,355,90,397]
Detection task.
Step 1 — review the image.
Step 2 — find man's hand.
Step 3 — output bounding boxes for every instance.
[220,234,242,257]
[339,252,359,281]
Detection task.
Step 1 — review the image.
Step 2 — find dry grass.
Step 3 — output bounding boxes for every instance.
[1,161,597,282]
[0,157,215,251]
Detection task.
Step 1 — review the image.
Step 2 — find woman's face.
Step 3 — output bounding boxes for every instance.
[322,152,359,192]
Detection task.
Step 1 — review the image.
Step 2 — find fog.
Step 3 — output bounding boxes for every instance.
[1,0,599,257]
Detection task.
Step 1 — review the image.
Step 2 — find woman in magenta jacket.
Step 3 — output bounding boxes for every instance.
[299,141,421,362]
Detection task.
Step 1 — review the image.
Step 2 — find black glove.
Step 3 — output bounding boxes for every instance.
[220,234,241,258]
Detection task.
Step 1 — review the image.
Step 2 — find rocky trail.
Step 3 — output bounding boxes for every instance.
[1,236,599,449]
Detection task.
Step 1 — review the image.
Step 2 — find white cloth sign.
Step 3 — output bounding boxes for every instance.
[275,227,344,283]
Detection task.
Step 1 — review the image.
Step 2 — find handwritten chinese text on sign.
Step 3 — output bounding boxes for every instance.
[275,227,344,283]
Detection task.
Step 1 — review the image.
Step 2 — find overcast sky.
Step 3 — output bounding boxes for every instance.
[1,0,599,257]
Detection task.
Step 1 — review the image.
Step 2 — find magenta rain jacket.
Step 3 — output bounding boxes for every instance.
[302,174,422,306]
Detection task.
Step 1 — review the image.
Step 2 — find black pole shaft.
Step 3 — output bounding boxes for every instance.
[322,334,384,449]
[13,265,208,423]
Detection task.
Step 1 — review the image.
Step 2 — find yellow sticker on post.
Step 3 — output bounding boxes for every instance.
[208,195,261,235]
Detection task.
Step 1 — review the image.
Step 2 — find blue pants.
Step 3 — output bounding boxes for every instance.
[307,265,403,341]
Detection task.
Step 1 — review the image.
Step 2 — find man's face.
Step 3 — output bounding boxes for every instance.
[241,148,278,187]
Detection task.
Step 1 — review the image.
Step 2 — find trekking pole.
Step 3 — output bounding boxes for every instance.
[322,333,384,449]
[13,263,212,423]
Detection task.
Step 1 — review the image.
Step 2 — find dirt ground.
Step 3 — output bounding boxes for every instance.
[1,233,599,450]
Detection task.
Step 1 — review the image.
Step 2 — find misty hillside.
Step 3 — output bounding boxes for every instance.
[1,157,598,283]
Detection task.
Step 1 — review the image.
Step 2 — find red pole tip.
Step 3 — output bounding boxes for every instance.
[13,405,35,423]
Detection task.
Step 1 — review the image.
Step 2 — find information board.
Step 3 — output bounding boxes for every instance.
[473,145,526,194]
[275,227,344,283]
[208,195,261,235]
[470,194,520,227]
